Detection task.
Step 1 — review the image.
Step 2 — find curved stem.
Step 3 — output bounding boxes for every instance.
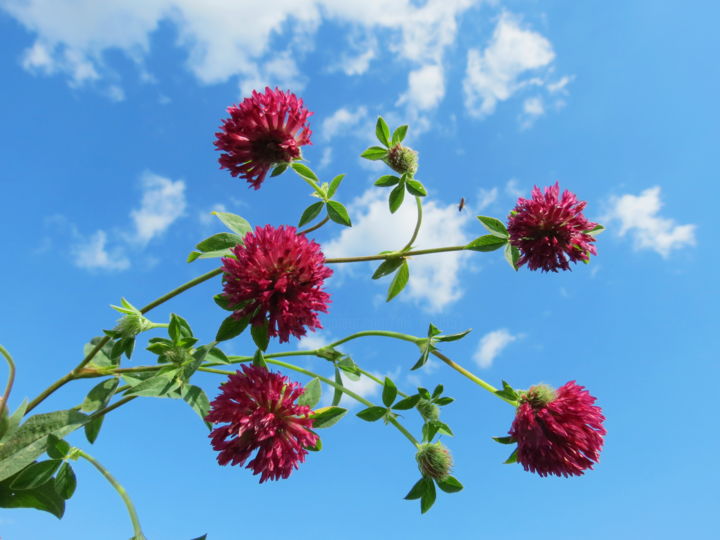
[75,449,146,540]
[298,215,330,236]
[138,267,223,314]
[200,360,419,448]
[0,345,17,419]
[401,196,423,252]
[432,350,518,407]
[328,330,423,348]
[326,245,466,264]
[90,396,137,422]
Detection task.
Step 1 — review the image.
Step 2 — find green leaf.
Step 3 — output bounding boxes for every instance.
[206,347,230,365]
[84,338,118,369]
[374,174,401,187]
[251,321,270,351]
[391,125,408,145]
[476,215,509,238]
[291,162,319,182]
[182,385,211,429]
[361,146,389,160]
[54,462,77,500]
[189,248,233,261]
[504,448,518,464]
[492,436,516,445]
[45,435,70,460]
[376,116,391,147]
[123,370,180,398]
[435,421,454,437]
[431,385,444,399]
[427,324,441,337]
[435,329,472,342]
[298,378,322,409]
[0,399,28,442]
[466,235,507,252]
[186,251,201,263]
[80,379,120,413]
[381,378,398,408]
[495,380,519,401]
[0,475,65,518]
[0,410,89,482]
[420,479,437,514]
[356,406,387,422]
[213,294,234,311]
[404,477,430,500]
[10,460,61,490]
[298,201,325,227]
[309,407,347,429]
[270,163,288,177]
[372,257,405,279]
[83,416,104,444]
[386,260,409,302]
[215,314,249,342]
[195,232,244,253]
[326,201,352,227]
[504,243,521,271]
[406,179,427,197]
[436,475,463,493]
[327,174,345,199]
[212,212,252,237]
[331,367,343,407]
[392,394,421,410]
[337,357,361,380]
[434,397,454,406]
[168,314,193,341]
[388,183,405,213]
[586,224,605,236]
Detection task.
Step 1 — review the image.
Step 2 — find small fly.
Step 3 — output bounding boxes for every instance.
[458,197,466,212]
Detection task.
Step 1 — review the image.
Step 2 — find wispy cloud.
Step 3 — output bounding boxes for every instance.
[129,172,186,246]
[397,64,445,112]
[71,230,130,271]
[321,106,369,141]
[463,13,562,121]
[603,186,696,257]
[473,328,518,368]
[323,189,472,313]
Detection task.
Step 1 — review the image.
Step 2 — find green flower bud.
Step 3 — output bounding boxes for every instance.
[520,383,557,409]
[416,398,440,422]
[386,144,418,175]
[415,442,453,480]
[114,311,153,339]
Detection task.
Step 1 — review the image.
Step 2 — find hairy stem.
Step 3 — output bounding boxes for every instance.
[432,350,518,407]
[76,449,146,540]
[298,215,330,236]
[0,345,17,419]
[401,196,423,252]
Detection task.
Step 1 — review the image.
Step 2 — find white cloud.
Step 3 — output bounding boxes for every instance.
[198,203,227,226]
[475,187,498,211]
[603,186,696,257]
[129,172,186,245]
[297,333,331,351]
[473,328,517,368]
[520,96,545,129]
[323,189,472,312]
[397,64,445,111]
[505,178,524,198]
[3,0,477,98]
[71,230,130,271]
[318,147,333,170]
[463,13,557,119]
[321,106,369,141]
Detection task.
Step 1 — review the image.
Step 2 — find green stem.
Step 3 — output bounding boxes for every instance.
[298,215,330,236]
[326,245,466,264]
[199,359,419,448]
[401,196,423,252]
[432,350,518,407]
[0,345,17,419]
[328,330,423,348]
[90,396,137,422]
[75,449,146,540]
[356,367,409,399]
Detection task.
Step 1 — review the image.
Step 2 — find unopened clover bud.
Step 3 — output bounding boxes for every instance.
[386,143,418,175]
[113,310,153,339]
[416,398,440,422]
[520,383,557,409]
[416,442,452,480]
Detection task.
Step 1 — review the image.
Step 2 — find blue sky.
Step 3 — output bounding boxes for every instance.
[1,1,718,538]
